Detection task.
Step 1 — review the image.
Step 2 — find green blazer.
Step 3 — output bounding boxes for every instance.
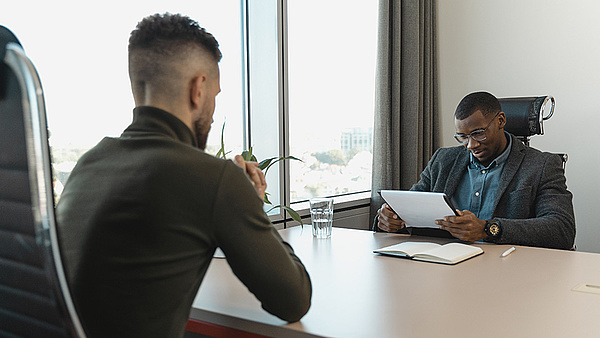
[57,106,312,337]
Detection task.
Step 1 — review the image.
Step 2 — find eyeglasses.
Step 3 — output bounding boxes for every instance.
[453,111,500,145]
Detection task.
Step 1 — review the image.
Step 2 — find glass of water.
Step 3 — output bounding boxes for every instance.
[309,197,334,238]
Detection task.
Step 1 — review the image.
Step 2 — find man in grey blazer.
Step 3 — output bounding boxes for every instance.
[376,91,575,250]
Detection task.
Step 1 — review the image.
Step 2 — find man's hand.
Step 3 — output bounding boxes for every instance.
[377,203,406,232]
[435,210,487,241]
[234,155,267,201]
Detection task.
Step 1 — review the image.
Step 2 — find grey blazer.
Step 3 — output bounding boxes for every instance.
[410,133,575,250]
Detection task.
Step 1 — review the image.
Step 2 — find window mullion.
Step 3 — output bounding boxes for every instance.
[241,0,251,150]
[278,0,291,227]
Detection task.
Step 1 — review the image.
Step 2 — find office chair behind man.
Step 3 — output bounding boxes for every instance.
[500,95,568,167]
[0,26,86,337]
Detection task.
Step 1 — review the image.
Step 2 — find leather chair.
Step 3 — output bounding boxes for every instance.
[499,95,567,167]
[0,26,86,337]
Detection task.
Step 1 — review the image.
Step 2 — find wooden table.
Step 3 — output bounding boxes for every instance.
[188,226,600,337]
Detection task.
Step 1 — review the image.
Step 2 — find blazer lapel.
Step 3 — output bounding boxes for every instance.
[444,148,470,196]
[493,134,526,210]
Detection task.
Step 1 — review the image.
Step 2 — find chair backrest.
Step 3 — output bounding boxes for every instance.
[499,95,555,146]
[499,95,567,167]
[0,26,85,337]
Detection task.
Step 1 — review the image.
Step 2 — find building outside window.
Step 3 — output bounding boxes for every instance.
[287,0,378,202]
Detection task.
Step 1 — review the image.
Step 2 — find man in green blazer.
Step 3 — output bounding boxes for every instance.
[57,13,311,337]
[376,91,575,250]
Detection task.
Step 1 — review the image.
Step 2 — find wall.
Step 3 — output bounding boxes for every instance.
[437,0,600,252]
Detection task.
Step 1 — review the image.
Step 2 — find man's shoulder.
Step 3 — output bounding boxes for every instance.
[513,139,563,163]
[435,144,467,154]
[504,139,567,177]
[432,145,468,161]
[72,137,234,183]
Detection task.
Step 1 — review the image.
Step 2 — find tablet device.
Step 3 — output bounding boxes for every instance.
[378,190,459,228]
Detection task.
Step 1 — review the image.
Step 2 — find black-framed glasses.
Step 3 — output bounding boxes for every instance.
[453,111,500,145]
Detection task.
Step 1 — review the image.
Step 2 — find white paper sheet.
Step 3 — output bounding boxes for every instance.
[379,190,458,228]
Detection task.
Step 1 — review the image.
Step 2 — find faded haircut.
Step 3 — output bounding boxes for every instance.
[128,13,221,96]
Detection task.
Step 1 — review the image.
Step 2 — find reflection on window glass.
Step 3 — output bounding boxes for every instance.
[287,1,378,202]
[0,1,244,198]
[247,0,282,211]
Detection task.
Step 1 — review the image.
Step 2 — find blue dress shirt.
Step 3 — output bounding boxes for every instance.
[452,133,512,220]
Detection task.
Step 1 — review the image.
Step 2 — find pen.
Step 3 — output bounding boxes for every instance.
[501,246,516,257]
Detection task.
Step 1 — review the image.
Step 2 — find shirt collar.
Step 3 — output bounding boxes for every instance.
[124,106,198,148]
[469,131,512,169]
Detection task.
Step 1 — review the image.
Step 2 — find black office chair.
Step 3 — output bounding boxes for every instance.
[0,26,86,337]
[499,95,568,167]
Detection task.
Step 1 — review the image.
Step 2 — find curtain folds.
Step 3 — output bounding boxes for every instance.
[369,0,439,223]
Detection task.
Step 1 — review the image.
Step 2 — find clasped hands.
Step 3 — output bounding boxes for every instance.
[233,155,267,200]
[377,203,488,242]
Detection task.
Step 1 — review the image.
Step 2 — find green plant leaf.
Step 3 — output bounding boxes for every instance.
[241,147,257,162]
[265,204,303,225]
[263,191,271,205]
[262,156,303,176]
[216,121,227,159]
[281,205,303,224]
[258,157,276,171]
[241,148,251,161]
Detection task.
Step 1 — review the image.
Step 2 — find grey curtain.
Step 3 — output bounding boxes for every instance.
[369,0,439,224]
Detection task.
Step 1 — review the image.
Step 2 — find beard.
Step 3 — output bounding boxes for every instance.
[194,120,211,150]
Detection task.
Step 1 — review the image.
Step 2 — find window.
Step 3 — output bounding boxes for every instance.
[1,1,245,196]
[286,0,378,203]
[4,1,379,225]
[245,0,379,223]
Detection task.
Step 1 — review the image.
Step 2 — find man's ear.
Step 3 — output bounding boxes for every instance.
[190,74,207,109]
[497,111,507,129]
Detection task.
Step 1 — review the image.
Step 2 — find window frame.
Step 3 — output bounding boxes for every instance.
[245,0,375,228]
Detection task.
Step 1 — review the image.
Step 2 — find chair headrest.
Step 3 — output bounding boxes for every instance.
[1,26,23,99]
[0,25,21,61]
[499,96,554,137]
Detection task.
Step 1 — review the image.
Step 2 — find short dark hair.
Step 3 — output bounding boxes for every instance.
[128,13,222,99]
[128,13,221,62]
[454,91,501,120]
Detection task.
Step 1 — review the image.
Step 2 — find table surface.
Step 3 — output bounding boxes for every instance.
[191,226,600,338]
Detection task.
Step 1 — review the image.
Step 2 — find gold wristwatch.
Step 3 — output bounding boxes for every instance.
[484,219,501,239]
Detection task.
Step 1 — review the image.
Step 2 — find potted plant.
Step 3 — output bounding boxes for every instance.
[215,122,303,224]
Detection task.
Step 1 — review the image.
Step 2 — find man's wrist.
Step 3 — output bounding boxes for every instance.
[484,218,502,240]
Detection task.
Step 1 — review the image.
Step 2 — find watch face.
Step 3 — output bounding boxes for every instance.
[490,224,500,236]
